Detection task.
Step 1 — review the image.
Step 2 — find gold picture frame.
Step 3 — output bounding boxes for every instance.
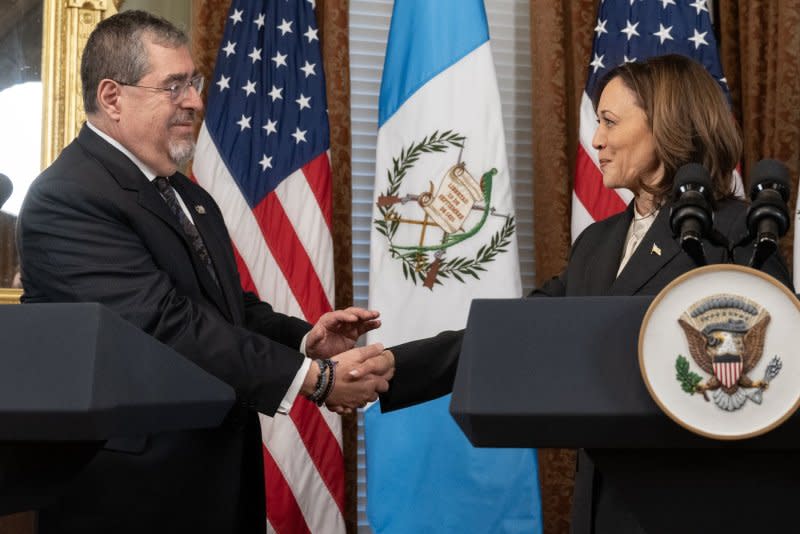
[41,0,121,168]
[0,288,22,304]
[0,2,119,304]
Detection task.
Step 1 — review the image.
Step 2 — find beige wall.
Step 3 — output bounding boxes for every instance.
[121,0,192,37]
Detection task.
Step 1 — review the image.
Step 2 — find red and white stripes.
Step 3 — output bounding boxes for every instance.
[194,123,343,534]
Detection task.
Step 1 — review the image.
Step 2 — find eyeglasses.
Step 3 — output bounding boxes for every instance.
[115,75,204,103]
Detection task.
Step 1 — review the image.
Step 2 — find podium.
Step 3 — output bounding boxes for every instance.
[0,303,234,515]
[450,297,800,533]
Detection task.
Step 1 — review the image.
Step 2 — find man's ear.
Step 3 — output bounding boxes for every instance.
[96,79,123,120]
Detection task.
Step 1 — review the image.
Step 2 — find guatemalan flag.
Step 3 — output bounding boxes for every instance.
[573,0,743,240]
[365,1,541,532]
[193,1,344,532]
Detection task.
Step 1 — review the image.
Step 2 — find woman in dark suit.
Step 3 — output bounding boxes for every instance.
[365,54,793,533]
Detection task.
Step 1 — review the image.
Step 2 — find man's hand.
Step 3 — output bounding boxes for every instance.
[326,343,389,408]
[347,349,395,381]
[305,307,381,358]
[326,349,396,415]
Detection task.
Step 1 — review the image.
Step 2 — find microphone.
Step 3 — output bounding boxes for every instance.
[746,159,791,269]
[0,174,12,210]
[669,163,715,266]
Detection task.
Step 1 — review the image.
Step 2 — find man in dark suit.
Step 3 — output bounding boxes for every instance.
[17,10,392,533]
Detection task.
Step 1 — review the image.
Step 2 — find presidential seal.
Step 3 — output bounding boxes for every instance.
[639,264,800,440]
[676,294,782,411]
[373,130,515,290]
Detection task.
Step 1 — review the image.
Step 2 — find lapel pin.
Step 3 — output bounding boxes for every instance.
[651,243,662,256]
[195,205,206,215]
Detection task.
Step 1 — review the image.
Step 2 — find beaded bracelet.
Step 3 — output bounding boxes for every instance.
[308,359,329,404]
[318,359,338,405]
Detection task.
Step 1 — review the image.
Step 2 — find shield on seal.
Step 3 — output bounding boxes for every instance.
[712,355,743,388]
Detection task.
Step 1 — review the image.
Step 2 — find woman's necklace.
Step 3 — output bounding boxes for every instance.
[631,207,657,242]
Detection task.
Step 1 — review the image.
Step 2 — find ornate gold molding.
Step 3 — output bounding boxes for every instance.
[41,0,119,168]
[0,288,22,305]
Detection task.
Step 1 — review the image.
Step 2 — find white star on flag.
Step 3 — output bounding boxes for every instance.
[660,0,676,8]
[300,61,316,77]
[278,18,293,36]
[653,23,674,44]
[259,154,272,170]
[229,9,243,24]
[222,41,236,57]
[595,18,608,36]
[688,29,709,49]
[621,20,640,41]
[690,0,708,14]
[236,114,251,131]
[272,51,288,68]
[216,75,230,91]
[248,47,262,63]
[590,53,605,73]
[304,26,319,43]
[268,85,283,101]
[254,13,265,29]
[242,80,256,96]
[296,94,311,110]
[291,127,307,143]
[262,119,278,135]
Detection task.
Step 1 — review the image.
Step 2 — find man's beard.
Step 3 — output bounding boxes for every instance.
[168,111,196,167]
[168,137,195,167]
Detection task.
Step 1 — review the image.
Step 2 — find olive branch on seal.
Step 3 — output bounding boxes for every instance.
[373,130,516,287]
[675,355,703,394]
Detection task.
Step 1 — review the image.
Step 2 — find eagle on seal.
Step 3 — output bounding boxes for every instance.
[678,294,771,410]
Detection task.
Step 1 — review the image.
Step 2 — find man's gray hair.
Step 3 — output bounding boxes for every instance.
[81,10,188,113]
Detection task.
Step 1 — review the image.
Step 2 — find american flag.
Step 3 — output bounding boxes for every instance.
[573,0,740,240]
[192,0,343,532]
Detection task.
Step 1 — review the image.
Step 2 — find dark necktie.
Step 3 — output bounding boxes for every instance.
[154,176,219,287]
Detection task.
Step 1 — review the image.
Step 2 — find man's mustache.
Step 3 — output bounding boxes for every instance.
[169,111,196,125]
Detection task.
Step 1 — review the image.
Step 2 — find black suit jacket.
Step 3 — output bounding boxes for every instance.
[380,198,793,534]
[17,125,311,533]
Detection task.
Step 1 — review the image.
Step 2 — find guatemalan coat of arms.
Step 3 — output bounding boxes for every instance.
[373,131,516,290]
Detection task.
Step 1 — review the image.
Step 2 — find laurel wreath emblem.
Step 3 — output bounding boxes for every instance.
[373,130,516,287]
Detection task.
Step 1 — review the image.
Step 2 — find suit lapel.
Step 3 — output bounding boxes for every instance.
[608,206,681,296]
[582,205,633,295]
[76,125,234,320]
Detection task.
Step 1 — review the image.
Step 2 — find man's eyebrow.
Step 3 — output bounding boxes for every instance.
[161,72,193,85]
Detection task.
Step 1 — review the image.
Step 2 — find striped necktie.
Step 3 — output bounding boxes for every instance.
[154,176,219,287]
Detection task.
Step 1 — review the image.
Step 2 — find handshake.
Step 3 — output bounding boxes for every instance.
[300,307,394,414]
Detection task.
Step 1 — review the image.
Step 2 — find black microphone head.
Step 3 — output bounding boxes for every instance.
[749,159,790,202]
[0,174,12,209]
[669,163,714,242]
[672,163,712,200]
